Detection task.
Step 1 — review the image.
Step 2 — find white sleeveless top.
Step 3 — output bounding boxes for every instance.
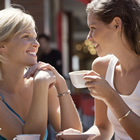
[105,55,140,140]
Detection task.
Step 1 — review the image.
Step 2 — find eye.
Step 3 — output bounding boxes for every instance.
[91,27,96,30]
[23,35,29,38]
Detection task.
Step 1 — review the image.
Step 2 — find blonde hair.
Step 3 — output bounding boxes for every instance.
[0,5,36,79]
[0,5,35,43]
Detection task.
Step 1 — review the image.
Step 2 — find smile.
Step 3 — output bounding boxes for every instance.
[26,51,37,56]
[94,44,99,49]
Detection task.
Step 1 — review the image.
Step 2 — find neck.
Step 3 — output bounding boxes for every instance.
[114,50,140,74]
[112,34,140,73]
[0,63,28,94]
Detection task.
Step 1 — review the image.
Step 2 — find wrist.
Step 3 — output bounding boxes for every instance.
[55,81,68,94]
[104,88,118,104]
[57,90,71,97]
[56,86,69,95]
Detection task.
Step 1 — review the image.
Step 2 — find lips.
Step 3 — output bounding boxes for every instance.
[94,44,99,49]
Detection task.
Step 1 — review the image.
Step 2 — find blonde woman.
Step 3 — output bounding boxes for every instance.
[0,5,82,140]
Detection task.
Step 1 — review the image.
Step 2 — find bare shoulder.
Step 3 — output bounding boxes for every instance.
[92,54,113,78]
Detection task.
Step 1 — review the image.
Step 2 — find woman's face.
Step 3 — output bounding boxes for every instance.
[87,12,117,57]
[3,28,39,67]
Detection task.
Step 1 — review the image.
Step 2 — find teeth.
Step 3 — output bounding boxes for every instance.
[94,44,98,48]
[28,52,36,55]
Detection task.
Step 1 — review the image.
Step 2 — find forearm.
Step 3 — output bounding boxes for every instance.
[56,81,82,132]
[23,81,48,139]
[105,89,140,139]
[84,125,113,140]
[59,93,82,132]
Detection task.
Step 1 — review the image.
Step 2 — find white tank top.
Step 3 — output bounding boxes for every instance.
[105,55,140,140]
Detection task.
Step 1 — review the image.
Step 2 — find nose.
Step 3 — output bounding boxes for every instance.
[87,31,92,41]
[32,38,40,48]
[87,31,97,45]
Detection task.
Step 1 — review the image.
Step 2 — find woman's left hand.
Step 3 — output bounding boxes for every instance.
[24,61,66,88]
[36,62,65,86]
[24,62,49,79]
[24,62,57,88]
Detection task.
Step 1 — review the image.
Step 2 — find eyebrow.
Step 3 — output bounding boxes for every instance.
[22,31,30,34]
[22,31,37,37]
[89,22,97,26]
[88,23,96,27]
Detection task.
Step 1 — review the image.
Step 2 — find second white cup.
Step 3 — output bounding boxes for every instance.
[13,134,40,140]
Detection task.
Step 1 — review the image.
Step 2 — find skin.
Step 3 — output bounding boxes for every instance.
[57,11,140,140]
[0,27,82,140]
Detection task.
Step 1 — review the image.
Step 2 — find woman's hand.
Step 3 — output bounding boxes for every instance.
[36,62,66,87]
[24,62,56,88]
[84,70,115,102]
[24,61,67,91]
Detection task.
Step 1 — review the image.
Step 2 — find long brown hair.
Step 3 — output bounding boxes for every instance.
[86,0,140,55]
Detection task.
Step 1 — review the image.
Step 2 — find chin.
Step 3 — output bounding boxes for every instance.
[27,61,37,67]
[97,51,110,57]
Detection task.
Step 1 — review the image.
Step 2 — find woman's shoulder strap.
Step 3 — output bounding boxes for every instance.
[0,94,4,102]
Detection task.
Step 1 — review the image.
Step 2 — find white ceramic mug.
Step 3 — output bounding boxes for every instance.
[69,70,91,88]
[13,134,40,140]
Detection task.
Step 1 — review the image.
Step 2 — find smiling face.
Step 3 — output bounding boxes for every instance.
[2,28,39,67]
[87,12,118,57]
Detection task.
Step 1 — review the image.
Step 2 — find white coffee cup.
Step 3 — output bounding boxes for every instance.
[69,70,91,88]
[13,134,40,140]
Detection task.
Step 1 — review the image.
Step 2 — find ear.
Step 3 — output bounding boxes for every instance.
[0,44,6,52]
[111,17,122,31]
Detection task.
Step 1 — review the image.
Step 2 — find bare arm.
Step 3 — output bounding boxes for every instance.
[85,55,140,139]
[105,89,140,139]
[57,82,82,132]
[48,86,60,131]
[23,71,51,139]
[0,64,55,139]
[83,55,114,139]
[22,63,57,139]
[42,64,82,133]
[84,99,114,140]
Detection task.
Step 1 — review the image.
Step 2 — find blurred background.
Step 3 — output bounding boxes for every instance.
[1,0,99,139]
